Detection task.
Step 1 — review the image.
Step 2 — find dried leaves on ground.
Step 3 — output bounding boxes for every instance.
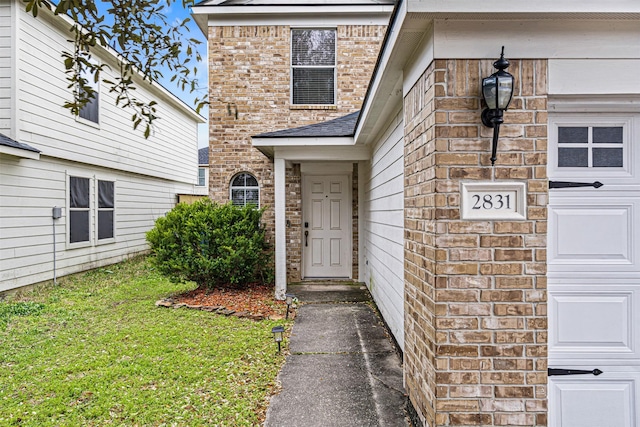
[174,284,289,319]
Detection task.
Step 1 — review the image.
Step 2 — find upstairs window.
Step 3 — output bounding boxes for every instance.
[197,167,206,187]
[78,63,99,124]
[291,29,336,105]
[230,173,259,207]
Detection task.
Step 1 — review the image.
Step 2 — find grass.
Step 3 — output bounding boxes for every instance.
[0,257,287,426]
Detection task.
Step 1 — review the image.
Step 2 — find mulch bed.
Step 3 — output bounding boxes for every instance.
[156,283,291,320]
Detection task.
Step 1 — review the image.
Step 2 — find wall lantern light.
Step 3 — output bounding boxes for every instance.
[481,46,515,166]
[271,325,285,353]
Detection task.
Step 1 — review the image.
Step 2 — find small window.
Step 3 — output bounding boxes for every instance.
[558,126,624,168]
[97,180,114,240]
[78,64,99,124]
[291,29,336,105]
[197,167,206,187]
[69,176,90,243]
[230,173,259,207]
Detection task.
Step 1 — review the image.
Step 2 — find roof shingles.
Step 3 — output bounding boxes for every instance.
[254,111,359,139]
[0,133,40,153]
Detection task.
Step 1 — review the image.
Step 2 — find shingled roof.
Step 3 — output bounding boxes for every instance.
[198,147,209,164]
[254,111,360,139]
[0,133,40,153]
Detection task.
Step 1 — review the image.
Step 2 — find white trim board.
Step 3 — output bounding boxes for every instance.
[549,60,640,96]
[432,20,640,60]
[300,162,354,175]
[271,145,370,162]
[408,0,640,15]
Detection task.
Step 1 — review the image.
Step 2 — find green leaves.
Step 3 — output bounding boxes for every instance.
[22,0,207,138]
[146,200,273,290]
[0,301,45,330]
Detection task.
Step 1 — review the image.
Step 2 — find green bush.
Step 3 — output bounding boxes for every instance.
[146,200,272,290]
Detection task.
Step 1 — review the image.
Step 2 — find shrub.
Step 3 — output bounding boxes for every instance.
[146,200,272,290]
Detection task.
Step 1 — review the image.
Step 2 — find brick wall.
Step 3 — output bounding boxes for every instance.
[285,164,302,281]
[404,59,548,426]
[208,25,385,281]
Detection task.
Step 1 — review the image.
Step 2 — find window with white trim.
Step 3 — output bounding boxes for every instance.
[291,29,336,105]
[68,175,115,246]
[197,167,206,187]
[230,173,259,207]
[78,63,100,124]
[69,176,91,244]
[97,180,114,240]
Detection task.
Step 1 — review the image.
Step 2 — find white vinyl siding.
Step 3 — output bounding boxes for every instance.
[0,3,203,293]
[15,6,200,184]
[0,1,12,134]
[363,111,405,349]
[0,156,190,292]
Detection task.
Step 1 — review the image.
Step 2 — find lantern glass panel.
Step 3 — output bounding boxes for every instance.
[272,326,284,342]
[496,74,514,110]
[482,76,497,110]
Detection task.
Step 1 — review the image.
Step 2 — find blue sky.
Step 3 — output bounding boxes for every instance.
[89,1,209,147]
[158,2,209,148]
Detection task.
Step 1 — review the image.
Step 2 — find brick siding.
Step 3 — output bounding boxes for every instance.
[208,25,385,281]
[404,59,548,427]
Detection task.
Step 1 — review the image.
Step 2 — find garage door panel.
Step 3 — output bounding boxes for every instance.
[549,373,640,427]
[550,289,637,359]
[548,198,640,271]
[549,113,640,426]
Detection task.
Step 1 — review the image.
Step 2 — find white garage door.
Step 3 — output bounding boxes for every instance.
[548,113,640,427]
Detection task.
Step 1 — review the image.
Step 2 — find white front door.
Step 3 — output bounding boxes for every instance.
[302,174,351,278]
[548,113,640,427]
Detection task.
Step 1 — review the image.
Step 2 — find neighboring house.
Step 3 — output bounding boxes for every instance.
[194,0,640,426]
[196,147,210,195]
[0,0,205,293]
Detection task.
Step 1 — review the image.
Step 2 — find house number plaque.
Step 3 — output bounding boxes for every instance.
[460,182,527,220]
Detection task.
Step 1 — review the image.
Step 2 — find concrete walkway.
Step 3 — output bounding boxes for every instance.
[265,282,408,427]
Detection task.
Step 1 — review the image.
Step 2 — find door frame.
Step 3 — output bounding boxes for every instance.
[300,162,353,279]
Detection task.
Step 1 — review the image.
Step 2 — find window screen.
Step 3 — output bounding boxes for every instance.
[98,180,114,240]
[69,176,90,243]
[230,173,259,207]
[291,29,336,105]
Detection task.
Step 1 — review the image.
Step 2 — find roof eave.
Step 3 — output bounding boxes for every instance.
[0,145,41,160]
[191,3,394,28]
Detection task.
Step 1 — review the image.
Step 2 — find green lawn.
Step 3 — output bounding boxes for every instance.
[0,257,286,426]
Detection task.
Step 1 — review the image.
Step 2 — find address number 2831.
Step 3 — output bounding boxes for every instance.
[471,194,512,210]
[460,182,526,220]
